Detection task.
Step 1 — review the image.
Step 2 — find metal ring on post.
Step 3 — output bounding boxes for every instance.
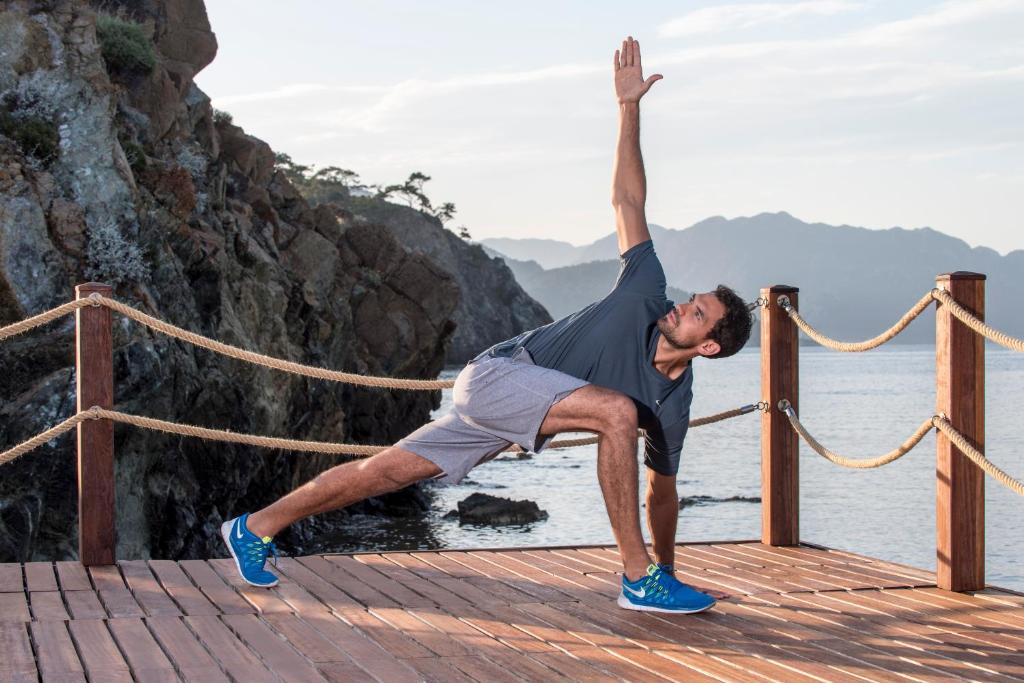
[778,398,794,415]
[87,293,103,307]
[777,295,792,310]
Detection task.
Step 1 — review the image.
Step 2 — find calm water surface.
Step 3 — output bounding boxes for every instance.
[333,345,1024,591]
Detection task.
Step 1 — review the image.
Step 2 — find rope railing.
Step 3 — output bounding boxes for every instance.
[778,290,936,352]
[778,399,1024,496]
[0,402,763,468]
[0,295,455,390]
[778,399,933,468]
[932,289,1024,352]
[932,416,1024,497]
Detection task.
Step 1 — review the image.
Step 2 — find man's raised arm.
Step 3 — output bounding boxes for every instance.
[611,36,662,256]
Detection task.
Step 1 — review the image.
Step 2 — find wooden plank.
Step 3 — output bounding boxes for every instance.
[119,561,181,617]
[399,657,478,683]
[485,650,575,682]
[761,283,799,546]
[745,591,1010,682]
[221,613,328,681]
[358,554,475,609]
[66,619,131,682]
[936,271,986,592]
[87,565,124,590]
[474,550,599,603]
[208,558,294,614]
[297,610,424,682]
[75,282,116,567]
[368,606,473,657]
[178,560,254,614]
[445,654,541,683]
[334,605,437,659]
[527,650,621,683]
[0,591,31,623]
[440,551,572,603]
[0,621,37,680]
[146,616,230,683]
[296,555,398,608]
[106,618,176,679]
[24,562,58,592]
[262,612,356,663]
[315,659,382,683]
[273,557,361,610]
[30,620,84,679]
[147,560,219,616]
[0,564,22,592]
[55,562,92,591]
[29,590,70,621]
[384,553,499,607]
[329,555,435,607]
[410,552,533,604]
[184,615,278,683]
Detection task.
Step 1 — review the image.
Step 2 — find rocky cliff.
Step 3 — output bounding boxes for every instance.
[0,0,460,561]
[340,200,551,363]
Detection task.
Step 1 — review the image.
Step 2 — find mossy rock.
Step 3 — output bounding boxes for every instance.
[0,111,59,164]
[96,15,156,79]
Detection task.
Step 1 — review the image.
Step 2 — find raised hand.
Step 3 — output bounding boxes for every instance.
[614,36,662,104]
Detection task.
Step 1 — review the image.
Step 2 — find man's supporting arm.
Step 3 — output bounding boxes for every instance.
[646,469,678,567]
[611,37,662,255]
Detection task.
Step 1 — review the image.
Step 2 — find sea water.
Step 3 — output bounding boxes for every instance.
[334,345,1024,591]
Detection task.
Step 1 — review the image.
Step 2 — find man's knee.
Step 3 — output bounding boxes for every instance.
[599,391,638,434]
[354,446,440,492]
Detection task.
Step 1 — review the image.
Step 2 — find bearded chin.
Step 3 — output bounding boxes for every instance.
[657,319,697,350]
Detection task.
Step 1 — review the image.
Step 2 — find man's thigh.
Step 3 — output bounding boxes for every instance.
[539,384,636,436]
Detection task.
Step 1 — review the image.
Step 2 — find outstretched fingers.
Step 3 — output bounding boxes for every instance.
[614,49,620,71]
[633,39,641,68]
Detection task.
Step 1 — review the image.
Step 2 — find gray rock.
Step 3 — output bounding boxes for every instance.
[452,492,548,526]
[332,201,551,365]
[0,1,458,562]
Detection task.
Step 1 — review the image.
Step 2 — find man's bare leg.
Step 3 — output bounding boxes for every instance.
[539,384,653,582]
[245,447,441,539]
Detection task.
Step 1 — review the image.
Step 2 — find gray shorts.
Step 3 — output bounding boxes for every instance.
[396,346,589,484]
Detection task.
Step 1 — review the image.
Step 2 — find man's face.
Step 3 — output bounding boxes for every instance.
[657,292,726,353]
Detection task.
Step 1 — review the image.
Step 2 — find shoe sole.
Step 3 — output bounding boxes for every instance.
[220,519,279,588]
[617,593,715,614]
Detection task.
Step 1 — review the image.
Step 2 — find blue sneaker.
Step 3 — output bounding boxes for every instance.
[220,513,279,587]
[618,563,716,614]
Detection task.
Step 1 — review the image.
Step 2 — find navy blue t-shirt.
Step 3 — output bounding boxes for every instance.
[488,240,692,475]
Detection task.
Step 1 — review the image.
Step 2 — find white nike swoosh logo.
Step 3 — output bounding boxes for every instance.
[235,522,244,540]
[624,585,646,598]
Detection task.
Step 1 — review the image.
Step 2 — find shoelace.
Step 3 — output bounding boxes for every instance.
[244,538,279,568]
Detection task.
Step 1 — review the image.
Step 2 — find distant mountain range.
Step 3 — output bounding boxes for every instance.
[481,212,1024,344]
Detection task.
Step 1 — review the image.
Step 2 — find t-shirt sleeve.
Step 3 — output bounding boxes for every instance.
[613,240,667,299]
[643,414,688,476]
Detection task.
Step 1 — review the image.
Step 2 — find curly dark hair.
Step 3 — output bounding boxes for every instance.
[706,285,753,359]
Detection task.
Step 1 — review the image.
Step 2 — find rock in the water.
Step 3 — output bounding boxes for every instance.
[453,492,548,526]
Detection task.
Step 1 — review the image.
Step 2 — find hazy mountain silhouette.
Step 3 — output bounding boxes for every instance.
[482,212,1024,344]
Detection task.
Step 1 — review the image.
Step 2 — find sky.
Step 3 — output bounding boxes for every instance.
[195,0,1024,254]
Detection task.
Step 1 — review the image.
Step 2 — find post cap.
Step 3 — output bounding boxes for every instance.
[936,272,986,282]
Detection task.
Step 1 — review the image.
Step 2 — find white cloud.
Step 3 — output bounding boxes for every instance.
[213,83,383,106]
[659,1,865,37]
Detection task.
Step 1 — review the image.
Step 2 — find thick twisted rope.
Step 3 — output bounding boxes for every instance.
[932,289,1024,352]
[0,403,762,466]
[779,290,936,352]
[778,399,933,468]
[0,299,91,341]
[933,417,1024,496]
[92,296,455,390]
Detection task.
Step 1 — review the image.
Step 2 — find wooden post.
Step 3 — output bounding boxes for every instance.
[761,285,799,546]
[76,283,116,566]
[935,272,985,591]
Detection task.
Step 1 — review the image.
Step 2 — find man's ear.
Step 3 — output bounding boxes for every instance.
[698,340,720,358]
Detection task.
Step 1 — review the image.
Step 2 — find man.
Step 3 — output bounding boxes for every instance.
[222,36,753,615]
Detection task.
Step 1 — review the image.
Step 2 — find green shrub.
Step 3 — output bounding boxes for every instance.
[0,110,59,163]
[122,139,147,175]
[213,109,233,125]
[96,15,156,78]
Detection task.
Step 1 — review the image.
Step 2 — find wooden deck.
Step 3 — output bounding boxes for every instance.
[2,542,1023,682]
